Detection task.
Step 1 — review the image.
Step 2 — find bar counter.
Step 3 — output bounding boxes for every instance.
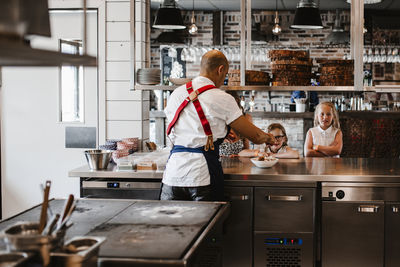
[69,157,400,185]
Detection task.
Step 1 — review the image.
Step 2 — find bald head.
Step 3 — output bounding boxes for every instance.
[200,50,229,74]
[199,50,229,87]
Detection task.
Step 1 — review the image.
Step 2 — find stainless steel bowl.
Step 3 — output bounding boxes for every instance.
[50,236,106,267]
[0,252,31,267]
[84,150,112,170]
[3,222,65,266]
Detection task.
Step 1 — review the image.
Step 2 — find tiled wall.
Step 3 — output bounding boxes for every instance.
[150,9,352,74]
[251,117,306,156]
[105,0,150,143]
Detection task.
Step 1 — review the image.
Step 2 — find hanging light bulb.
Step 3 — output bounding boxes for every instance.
[188,0,198,35]
[189,10,198,35]
[272,11,282,35]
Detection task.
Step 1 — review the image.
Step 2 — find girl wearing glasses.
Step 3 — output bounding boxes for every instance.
[304,102,343,157]
[264,123,299,158]
[239,123,299,159]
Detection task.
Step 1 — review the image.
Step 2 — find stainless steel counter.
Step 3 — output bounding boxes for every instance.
[0,199,230,266]
[70,157,400,185]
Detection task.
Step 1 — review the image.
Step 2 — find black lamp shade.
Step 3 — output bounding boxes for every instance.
[153,7,186,30]
[156,31,184,43]
[291,7,323,29]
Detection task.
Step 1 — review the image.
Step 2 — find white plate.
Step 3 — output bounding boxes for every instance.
[250,157,279,168]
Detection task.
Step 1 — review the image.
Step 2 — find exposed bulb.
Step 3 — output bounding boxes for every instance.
[189,23,198,35]
[272,12,281,36]
[189,11,198,35]
[363,26,367,34]
[272,23,282,35]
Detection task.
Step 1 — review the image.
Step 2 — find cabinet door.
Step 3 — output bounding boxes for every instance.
[322,201,384,267]
[222,186,253,267]
[254,187,315,232]
[385,202,400,267]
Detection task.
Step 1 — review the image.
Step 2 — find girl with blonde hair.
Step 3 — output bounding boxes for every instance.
[304,101,343,157]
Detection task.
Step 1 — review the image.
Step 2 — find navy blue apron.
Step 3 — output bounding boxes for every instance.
[169,138,225,201]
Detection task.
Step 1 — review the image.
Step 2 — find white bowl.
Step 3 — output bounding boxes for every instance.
[168,77,192,85]
[250,157,279,168]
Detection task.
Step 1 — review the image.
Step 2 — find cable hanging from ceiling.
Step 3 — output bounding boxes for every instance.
[272,0,282,35]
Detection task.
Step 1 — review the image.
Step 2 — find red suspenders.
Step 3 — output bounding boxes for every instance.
[166,81,216,151]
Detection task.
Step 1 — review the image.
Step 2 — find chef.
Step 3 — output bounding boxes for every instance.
[161,50,276,201]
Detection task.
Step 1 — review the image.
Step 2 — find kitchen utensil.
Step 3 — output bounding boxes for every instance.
[50,236,106,267]
[39,183,54,217]
[84,150,112,170]
[39,181,51,234]
[60,194,74,224]
[55,203,76,234]
[42,214,60,236]
[250,157,279,168]
[0,252,31,267]
[3,222,65,267]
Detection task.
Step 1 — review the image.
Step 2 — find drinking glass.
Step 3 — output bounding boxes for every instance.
[380,48,386,63]
[181,47,189,61]
[367,48,373,63]
[393,48,400,63]
[387,48,393,63]
[373,48,380,63]
[363,48,368,63]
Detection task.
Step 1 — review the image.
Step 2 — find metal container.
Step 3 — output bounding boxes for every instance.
[50,236,106,267]
[0,252,31,267]
[84,150,112,170]
[3,222,65,267]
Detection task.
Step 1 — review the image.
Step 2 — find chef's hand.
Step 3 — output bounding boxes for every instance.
[265,133,278,146]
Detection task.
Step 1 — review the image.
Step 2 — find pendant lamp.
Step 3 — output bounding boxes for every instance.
[188,0,198,35]
[153,0,185,30]
[291,0,323,29]
[346,0,382,4]
[325,9,349,44]
[272,0,282,35]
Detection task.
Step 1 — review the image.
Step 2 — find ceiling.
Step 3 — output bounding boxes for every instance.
[150,0,400,11]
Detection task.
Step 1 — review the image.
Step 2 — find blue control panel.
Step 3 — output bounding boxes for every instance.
[107,182,120,188]
[264,238,303,246]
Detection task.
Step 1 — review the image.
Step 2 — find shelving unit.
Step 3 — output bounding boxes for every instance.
[135,84,400,92]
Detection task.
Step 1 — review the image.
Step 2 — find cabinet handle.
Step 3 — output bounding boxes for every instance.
[357,205,379,213]
[266,195,303,201]
[227,195,249,201]
[393,206,399,213]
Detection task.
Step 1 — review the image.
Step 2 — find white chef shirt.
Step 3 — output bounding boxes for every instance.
[309,125,340,158]
[163,76,243,187]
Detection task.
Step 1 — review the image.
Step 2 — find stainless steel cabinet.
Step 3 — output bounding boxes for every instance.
[321,183,400,267]
[254,187,316,267]
[385,202,400,267]
[322,201,385,267]
[222,186,253,267]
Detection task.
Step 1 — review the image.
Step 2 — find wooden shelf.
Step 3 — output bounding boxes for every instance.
[135,85,400,92]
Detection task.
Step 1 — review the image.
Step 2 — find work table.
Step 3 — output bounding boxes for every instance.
[69,157,400,185]
[0,199,229,266]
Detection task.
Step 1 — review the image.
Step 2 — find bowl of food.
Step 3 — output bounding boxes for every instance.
[250,156,279,168]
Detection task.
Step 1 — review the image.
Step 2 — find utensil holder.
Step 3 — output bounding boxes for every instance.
[50,236,106,267]
[3,222,65,267]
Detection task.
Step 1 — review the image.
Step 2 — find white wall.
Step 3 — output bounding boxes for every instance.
[1,0,149,218]
[1,10,99,218]
[105,0,150,142]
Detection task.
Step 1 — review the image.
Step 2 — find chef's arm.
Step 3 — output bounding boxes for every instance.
[229,115,275,145]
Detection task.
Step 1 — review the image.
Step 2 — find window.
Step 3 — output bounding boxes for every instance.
[59,39,84,122]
